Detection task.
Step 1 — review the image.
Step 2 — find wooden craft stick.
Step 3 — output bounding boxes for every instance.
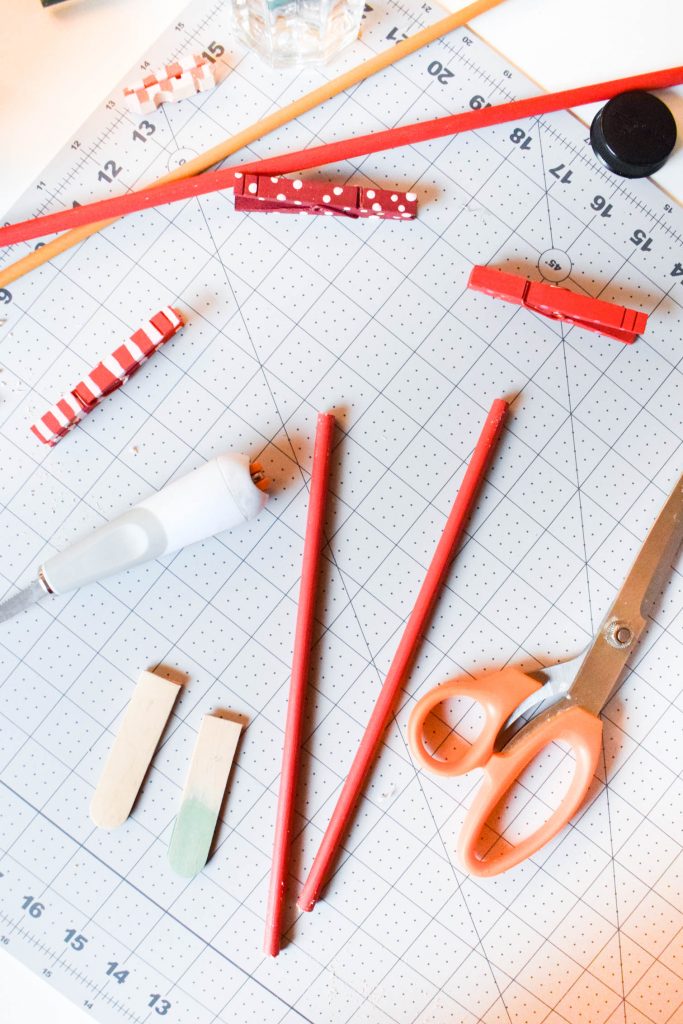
[0,0,505,287]
[90,671,181,829]
[3,63,682,250]
[168,715,242,878]
[297,398,508,912]
[264,412,336,958]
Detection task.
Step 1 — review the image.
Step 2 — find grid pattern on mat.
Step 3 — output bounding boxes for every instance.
[0,2,681,1023]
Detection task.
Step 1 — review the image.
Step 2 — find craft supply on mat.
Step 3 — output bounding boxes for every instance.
[168,715,242,877]
[0,0,504,286]
[233,174,418,220]
[297,398,508,912]
[265,412,335,958]
[31,392,88,450]
[467,266,648,343]
[229,0,364,66]
[123,55,218,114]
[3,63,683,247]
[90,672,182,829]
[590,89,678,178]
[408,473,683,876]
[30,307,184,446]
[0,453,269,624]
[2,3,683,1018]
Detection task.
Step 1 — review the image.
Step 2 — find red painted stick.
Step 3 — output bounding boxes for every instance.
[2,65,681,247]
[297,398,508,913]
[264,411,336,957]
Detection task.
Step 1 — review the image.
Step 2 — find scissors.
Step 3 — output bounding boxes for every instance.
[408,473,683,877]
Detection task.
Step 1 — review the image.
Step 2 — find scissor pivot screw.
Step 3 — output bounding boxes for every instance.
[607,622,633,648]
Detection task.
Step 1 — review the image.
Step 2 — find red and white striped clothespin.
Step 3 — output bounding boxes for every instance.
[31,307,184,447]
[30,393,90,448]
[123,55,217,114]
[233,173,418,220]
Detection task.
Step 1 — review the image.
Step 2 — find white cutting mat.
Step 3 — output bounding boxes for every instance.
[0,2,682,1022]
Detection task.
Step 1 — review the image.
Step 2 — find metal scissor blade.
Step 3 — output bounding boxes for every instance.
[495,685,566,752]
[616,473,683,626]
[0,579,45,623]
[500,475,683,757]
[568,472,683,718]
[496,651,588,745]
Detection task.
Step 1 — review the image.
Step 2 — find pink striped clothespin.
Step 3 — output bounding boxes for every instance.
[123,55,217,114]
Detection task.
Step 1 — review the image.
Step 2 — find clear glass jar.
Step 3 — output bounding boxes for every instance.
[229,0,365,67]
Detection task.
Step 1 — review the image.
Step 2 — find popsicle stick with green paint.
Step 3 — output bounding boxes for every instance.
[168,715,242,877]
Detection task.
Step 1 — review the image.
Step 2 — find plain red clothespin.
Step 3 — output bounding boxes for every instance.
[233,173,418,220]
[30,307,184,446]
[467,266,648,344]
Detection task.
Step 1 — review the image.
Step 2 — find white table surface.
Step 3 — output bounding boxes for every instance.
[0,0,681,1020]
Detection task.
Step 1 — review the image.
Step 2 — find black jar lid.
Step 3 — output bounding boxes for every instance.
[590,89,677,179]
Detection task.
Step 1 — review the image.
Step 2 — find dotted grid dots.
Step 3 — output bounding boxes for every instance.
[0,2,682,1024]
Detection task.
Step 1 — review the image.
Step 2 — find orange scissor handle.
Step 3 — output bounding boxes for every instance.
[407,668,543,776]
[459,704,603,877]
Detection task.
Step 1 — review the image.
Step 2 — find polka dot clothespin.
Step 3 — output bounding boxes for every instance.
[232,173,418,220]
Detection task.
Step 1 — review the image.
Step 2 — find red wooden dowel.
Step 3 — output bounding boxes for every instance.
[1,65,681,247]
[296,398,508,913]
[264,411,336,957]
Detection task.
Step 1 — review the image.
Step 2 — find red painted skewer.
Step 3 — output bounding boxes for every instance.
[297,398,508,913]
[1,65,681,247]
[264,411,336,957]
